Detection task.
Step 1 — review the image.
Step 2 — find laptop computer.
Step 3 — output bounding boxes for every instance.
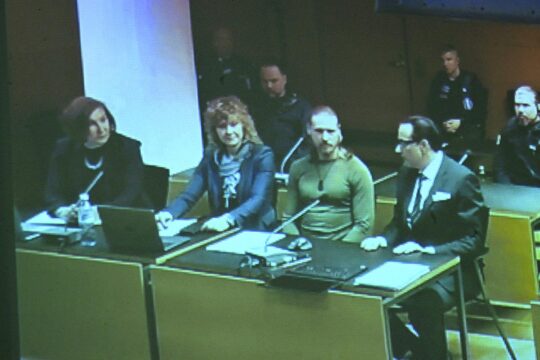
[98,205,191,253]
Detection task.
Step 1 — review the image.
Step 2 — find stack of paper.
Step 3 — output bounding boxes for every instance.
[352,261,430,291]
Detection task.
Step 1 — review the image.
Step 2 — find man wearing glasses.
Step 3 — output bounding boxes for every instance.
[361,116,485,360]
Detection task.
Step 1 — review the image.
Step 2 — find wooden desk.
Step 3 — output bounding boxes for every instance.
[150,236,467,360]
[170,166,540,305]
[17,249,152,360]
[531,300,540,359]
[16,225,234,360]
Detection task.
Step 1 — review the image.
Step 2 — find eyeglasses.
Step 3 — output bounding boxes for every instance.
[396,139,416,149]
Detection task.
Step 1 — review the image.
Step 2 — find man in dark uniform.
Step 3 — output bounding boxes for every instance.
[196,27,256,109]
[427,45,487,151]
[494,85,540,186]
[250,59,312,171]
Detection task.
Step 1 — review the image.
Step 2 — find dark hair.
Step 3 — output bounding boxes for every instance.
[402,115,442,151]
[59,96,116,142]
[203,96,262,149]
[441,44,458,56]
[259,57,287,75]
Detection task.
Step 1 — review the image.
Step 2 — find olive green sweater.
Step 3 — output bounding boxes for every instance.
[283,152,374,243]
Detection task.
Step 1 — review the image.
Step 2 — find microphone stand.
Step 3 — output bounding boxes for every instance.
[373,172,398,186]
[264,199,320,252]
[245,199,320,267]
[275,137,305,184]
[458,149,471,165]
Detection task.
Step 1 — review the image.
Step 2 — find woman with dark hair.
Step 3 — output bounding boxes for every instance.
[45,96,147,219]
[156,96,276,231]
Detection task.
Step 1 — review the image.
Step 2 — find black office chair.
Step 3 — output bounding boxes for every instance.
[468,206,517,360]
[143,164,170,210]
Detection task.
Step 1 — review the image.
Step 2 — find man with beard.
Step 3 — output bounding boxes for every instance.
[494,85,540,186]
[282,106,374,243]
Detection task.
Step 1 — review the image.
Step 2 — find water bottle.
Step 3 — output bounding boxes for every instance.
[477,165,486,183]
[77,193,96,246]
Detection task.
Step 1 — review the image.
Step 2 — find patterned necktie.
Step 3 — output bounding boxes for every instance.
[408,173,427,226]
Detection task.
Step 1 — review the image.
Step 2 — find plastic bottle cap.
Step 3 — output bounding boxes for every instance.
[79,193,89,201]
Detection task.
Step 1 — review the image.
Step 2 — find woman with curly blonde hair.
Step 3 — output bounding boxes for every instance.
[157,96,276,231]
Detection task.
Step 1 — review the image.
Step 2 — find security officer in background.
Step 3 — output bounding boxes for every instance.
[196,27,256,111]
[250,58,312,171]
[494,85,540,187]
[427,45,487,152]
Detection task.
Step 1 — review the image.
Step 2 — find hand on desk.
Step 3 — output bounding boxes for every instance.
[201,214,234,232]
[155,211,173,230]
[55,205,77,221]
[360,236,388,251]
[393,241,435,255]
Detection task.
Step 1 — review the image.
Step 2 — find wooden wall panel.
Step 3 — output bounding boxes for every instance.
[6,0,84,209]
[405,16,540,139]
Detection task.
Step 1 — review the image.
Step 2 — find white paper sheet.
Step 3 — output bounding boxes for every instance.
[206,231,286,255]
[24,208,102,226]
[159,219,196,237]
[352,261,430,291]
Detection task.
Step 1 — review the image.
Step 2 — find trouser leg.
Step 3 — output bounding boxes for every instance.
[407,288,448,360]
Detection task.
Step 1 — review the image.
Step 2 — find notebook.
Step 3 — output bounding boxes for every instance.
[98,205,192,253]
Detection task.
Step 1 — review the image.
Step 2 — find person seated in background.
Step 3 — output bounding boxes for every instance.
[156,96,276,232]
[45,96,147,220]
[361,116,485,360]
[281,106,374,243]
[196,27,256,110]
[249,58,312,171]
[427,44,487,151]
[494,85,540,187]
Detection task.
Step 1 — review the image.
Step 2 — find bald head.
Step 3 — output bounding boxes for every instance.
[514,85,539,126]
[308,106,343,160]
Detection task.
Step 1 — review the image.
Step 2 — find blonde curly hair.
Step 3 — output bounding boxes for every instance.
[204,96,262,149]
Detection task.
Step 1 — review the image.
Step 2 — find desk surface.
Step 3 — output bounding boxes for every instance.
[17,225,235,265]
[154,233,462,360]
[164,235,457,298]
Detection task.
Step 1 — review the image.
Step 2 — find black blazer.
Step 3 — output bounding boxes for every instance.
[383,154,485,295]
[45,132,147,211]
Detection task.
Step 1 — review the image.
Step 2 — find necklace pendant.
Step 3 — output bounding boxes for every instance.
[318,180,324,191]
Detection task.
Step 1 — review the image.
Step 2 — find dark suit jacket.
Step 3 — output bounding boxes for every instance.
[45,133,147,211]
[166,143,276,230]
[383,154,485,297]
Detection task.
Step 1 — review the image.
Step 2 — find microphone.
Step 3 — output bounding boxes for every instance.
[374,171,398,186]
[264,199,320,251]
[83,170,104,195]
[244,199,320,267]
[458,149,472,165]
[275,137,305,184]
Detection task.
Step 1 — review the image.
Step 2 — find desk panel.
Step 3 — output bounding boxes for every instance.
[151,267,389,360]
[531,301,540,360]
[484,213,538,304]
[17,249,151,360]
